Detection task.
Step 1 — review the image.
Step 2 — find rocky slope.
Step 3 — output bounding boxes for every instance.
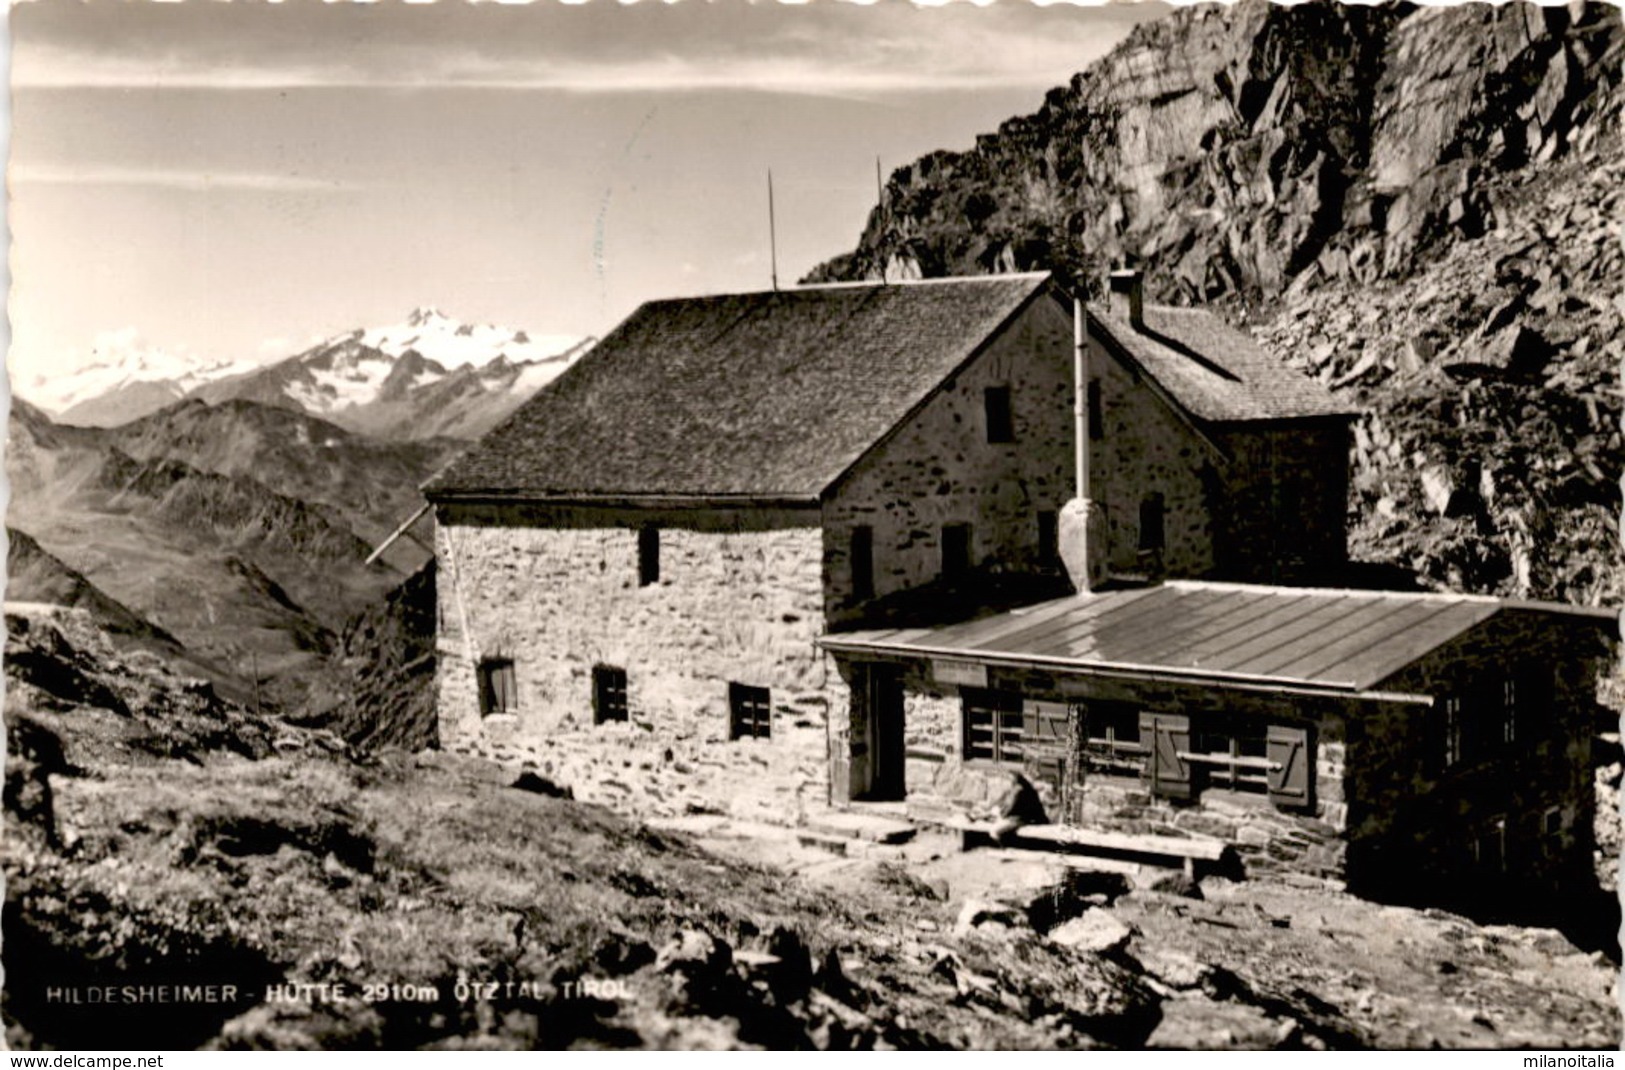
[6,397,449,710]
[302,561,439,752]
[110,399,460,566]
[6,528,177,646]
[1256,141,1622,604]
[811,0,1623,607]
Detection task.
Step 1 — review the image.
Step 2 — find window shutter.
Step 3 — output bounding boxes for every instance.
[1266,724,1313,809]
[497,663,518,711]
[1141,711,1193,800]
[1023,700,1067,744]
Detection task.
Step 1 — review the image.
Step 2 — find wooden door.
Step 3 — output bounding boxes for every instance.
[866,665,906,801]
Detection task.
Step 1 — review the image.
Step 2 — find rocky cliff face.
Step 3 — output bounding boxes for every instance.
[811,0,1622,606]
[1257,141,1621,604]
[815,2,1618,302]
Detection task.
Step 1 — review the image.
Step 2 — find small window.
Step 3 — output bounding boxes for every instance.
[984,385,1014,443]
[1440,694,1463,770]
[1192,713,1269,794]
[850,525,875,601]
[593,664,628,724]
[1138,494,1165,552]
[942,523,972,580]
[638,525,660,586]
[478,657,518,716]
[962,688,1024,765]
[1082,701,1143,776]
[1501,673,1522,747]
[1085,701,1141,751]
[729,682,771,740]
[1087,380,1103,441]
[1544,807,1563,838]
[1037,510,1059,565]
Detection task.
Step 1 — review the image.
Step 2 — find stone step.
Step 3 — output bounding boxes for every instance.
[796,830,851,856]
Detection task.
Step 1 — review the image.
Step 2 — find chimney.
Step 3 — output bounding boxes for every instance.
[1108,269,1144,330]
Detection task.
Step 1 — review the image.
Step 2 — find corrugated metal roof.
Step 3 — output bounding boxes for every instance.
[819,581,1520,692]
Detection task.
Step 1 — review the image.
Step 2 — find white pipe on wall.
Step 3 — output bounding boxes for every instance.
[1073,297,1090,501]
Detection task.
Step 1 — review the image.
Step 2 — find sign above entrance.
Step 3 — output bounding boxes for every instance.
[932,658,988,689]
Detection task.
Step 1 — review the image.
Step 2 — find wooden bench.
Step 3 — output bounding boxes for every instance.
[1008,824,1236,878]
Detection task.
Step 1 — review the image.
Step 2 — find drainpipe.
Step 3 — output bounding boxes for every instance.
[1074,298,1089,501]
[1058,289,1109,593]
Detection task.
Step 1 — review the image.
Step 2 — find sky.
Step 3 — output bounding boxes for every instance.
[8,0,1170,386]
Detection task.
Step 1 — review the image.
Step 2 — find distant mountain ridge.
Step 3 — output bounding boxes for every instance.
[22,308,593,440]
[17,329,255,426]
[6,395,459,711]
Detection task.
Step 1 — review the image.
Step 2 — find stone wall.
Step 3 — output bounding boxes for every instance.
[822,295,1075,624]
[1087,335,1221,579]
[816,292,1351,619]
[1342,609,1607,904]
[434,502,840,817]
[829,652,1355,880]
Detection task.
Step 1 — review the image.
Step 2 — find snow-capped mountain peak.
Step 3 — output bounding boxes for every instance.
[193,309,594,440]
[356,307,578,372]
[18,329,258,420]
[18,310,593,439]
[404,305,449,329]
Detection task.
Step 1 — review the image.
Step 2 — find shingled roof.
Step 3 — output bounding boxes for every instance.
[426,273,1352,500]
[426,274,1054,499]
[1091,304,1357,423]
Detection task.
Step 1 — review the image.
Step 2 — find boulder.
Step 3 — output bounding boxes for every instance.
[656,929,733,978]
[1446,324,1556,379]
[1136,948,1215,991]
[1146,872,1206,900]
[1047,908,1135,955]
[954,898,1024,937]
[930,764,1049,826]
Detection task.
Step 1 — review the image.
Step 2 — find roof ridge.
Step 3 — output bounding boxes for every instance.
[790,271,1052,293]
[426,273,1055,499]
[1164,578,1500,605]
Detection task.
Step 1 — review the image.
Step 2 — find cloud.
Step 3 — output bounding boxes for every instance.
[12,2,1164,96]
[10,163,354,192]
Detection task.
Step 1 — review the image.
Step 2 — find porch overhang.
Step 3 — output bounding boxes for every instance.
[818,632,1435,707]
[815,578,1534,705]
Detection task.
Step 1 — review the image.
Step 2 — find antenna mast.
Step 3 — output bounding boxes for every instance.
[876,156,887,285]
[768,169,780,291]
